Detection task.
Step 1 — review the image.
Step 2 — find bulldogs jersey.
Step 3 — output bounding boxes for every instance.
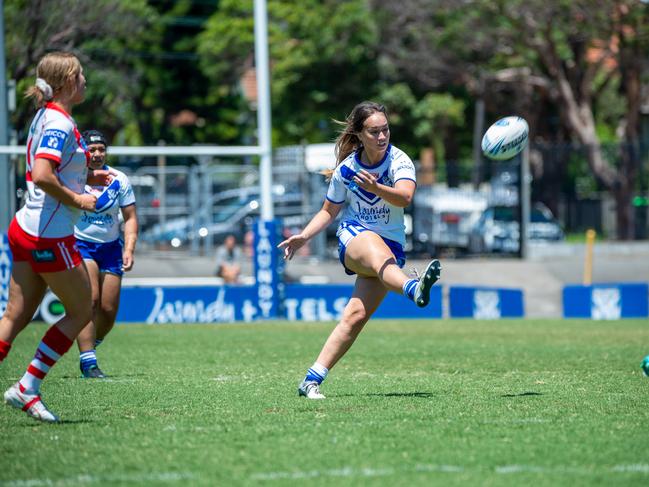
[16,103,89,238]
[75,166,135,244]
[326,144,416,246]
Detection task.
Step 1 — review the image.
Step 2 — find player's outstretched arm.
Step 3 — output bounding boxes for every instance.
[278,200,341,260]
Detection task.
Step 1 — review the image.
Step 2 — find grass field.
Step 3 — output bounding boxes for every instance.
[1,318,648,486]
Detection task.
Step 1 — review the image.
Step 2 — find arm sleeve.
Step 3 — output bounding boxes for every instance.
[34,119,73,165]
[391,153,417,184]
[325,168,347,204]
[119,174,136,207]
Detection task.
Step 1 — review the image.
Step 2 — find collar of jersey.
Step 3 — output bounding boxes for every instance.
[354,144,391,169]
[45,102,88,163]
[45,102,73,121]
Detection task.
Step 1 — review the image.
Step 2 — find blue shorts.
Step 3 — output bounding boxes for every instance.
[336,221,406,276]
[76,238,124,276]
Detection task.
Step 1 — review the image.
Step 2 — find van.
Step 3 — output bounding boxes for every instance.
[413,187,488,255]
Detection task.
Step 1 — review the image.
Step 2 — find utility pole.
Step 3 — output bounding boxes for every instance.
[0,0,12,232]
[518,145,531,259]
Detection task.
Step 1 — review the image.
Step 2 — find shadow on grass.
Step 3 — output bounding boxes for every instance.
[338,392,435,398]
[60,373,146,380]
[500,391,543,398]
[58,418,94,424]
[15,418,93,427]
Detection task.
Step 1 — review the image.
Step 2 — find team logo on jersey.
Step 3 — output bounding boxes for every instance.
[354,202,391,225]
[340,165,390,206]
[39,129,66,151]
[32,249,56,263]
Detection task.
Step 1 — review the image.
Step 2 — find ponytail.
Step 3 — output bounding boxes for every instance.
[24,52,81,109]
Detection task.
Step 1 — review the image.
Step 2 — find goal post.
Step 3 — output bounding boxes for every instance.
[0,0,286,319]
[0,0,275,233]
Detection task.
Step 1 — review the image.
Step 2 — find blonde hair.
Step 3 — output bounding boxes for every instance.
[322,101,388,180]
[25,52,82,108]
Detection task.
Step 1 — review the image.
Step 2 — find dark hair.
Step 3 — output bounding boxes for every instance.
[82,129,108,147]
[334,101,387,164]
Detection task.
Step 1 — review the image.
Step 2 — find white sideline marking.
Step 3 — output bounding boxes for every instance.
[613,464,649,473]
[492,464,597,476]
[1,472,195,486]
[482,418,550,424]
[415,465,465,473]
[251,467,394,481]
[252,463,649,481]
[252,464,466,481]
[212,375,236,382]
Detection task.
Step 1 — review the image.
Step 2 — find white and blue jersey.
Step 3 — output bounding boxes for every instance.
[75,165,135,244]
[326,144,416,247]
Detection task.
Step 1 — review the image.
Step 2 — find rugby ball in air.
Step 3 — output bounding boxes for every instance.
[481,116,529,160]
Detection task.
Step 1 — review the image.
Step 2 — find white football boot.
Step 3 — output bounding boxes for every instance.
[4,383,60,423]
[413,259,442,307]
[298,380,326,399]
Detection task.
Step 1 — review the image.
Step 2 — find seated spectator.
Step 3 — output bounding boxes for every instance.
[243,230,254,258]
[215,234,242,283]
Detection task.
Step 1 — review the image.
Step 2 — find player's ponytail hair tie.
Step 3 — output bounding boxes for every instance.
[35,78,53,100]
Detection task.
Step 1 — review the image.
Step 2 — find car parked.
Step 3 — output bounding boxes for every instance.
[468,203,564,254]
[140,184,308,248]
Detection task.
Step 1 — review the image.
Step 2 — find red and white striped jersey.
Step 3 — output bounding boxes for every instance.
[16,103,89,238]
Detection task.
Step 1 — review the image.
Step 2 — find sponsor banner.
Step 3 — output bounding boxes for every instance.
[37,291,66,323]
[449,286,525,318]
[284,284,350,322]
[117,285,252,323]
[253,219,284,319]
[374,285,443,319]
[25,281,443,326]
[111,283,442,324]
[563,283,649,319]
[284,284,442,321]
[1,234,11,317]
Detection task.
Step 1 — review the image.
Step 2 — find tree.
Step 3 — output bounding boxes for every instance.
[197,0,382,147]
[373,0,649,239]
[4,0,157,144]
[379,83,465,183]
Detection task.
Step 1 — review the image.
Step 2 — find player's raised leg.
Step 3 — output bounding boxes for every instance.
[412,259,441,307]
[342,230,441,307]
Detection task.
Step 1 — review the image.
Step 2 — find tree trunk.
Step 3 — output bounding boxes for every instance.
[538,29,633,239]
[613,187,634,240]
[555,79,633,238]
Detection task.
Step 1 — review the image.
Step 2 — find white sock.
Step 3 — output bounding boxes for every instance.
[305,362,329,384]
